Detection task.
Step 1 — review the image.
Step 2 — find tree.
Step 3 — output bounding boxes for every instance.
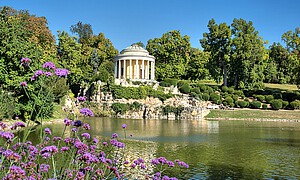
[146,30,191,80]
[131,41,145,48]
[70,21,93,44]
[185,48,209,80]
[200,19,231,86]
[230,18,266,89]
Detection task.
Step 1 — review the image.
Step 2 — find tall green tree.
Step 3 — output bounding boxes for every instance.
[146,30,191,80]
[200,19,231,86]
[70,21,93,44]
[230,18,266,89]
[185,48,209,80]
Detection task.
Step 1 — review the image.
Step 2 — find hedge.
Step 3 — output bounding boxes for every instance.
[270,99,282,110]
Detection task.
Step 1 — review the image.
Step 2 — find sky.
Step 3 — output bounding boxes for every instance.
[0,0,299,51]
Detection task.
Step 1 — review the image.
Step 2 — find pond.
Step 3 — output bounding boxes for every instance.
[30,117,300,179]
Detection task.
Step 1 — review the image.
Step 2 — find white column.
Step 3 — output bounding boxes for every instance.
[151,61,155,80]
[114,61,117,78]
[129,59,132,79]
[118,60,121,79]
[142,59,145,79]
[146,60,150,80]
[135,59,138,79]
[123,59,126,79]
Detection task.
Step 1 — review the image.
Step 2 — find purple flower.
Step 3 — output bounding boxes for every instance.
[131,163,136,168]
[140,163,146,169]
[81,133,91,139]
[34,70,43,77]
[20,81,27,87]
[73,120,82,127]
[92,138,98,144]
[44,71,53,77]
[178,161,189,168]
[11,121,26,130]
[40,145,58,155]
[0,122,7,130]
[167,161,175,167]
[112,133,118,139]
[77,96,86,102]
[61,146,69,152]
[79,108,94,117]
[0,131,14,140]
[6,165,26,179]
[72,128,77,132]
[82,123,90,130]
[44,128,52,135]
[55,68,69,77]
[64,118,72,126]
[122,124,127,129]
[42,61,56,69]
[52,136,62,142]
[39,163,50,173]
[20,57,31,66]
[102,141,108,146]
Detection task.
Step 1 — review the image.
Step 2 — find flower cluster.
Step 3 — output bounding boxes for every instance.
[54,68,69,77]
[79,108,94,117]
[77,96,86,102]
[42,61,56,69]
[20,57,31,66]
[20,81,27,87]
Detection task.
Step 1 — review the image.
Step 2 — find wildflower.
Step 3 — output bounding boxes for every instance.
[177,161,189,168]
[20,81,27,87]
[52,136,62,142]
[77,96,86,102]
[39,164,50,173]
[44,128,52,135]
[0,122,7,130]
[72,128,77,132]
[10,121,26,130]
[92,138,98,144]
[82,123,90,130]
[102,141,108,146]
[81,133,91,139]
[20,57,31,66]
[140,163,146,169]
[4,165,26,179]
[40,145,58,155]
[167,161,175,167]
[122,124,127,128]
[60,146,69,152]
[64,118,72,126]
[79,108,94,117]
[44,71,53,77]
[131,163,137,168]
[112,133,118,139]
[42,61,56,69]
[73,120,82,127]
[55,68,69,77]
[0,131,14,141]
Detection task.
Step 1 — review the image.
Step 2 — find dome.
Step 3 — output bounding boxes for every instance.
[120,44,149,56]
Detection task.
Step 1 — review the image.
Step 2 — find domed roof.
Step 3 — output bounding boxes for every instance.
[120,44,149,55]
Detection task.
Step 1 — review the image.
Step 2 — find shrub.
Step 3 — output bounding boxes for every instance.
[250,101,261,109]
[111,102,129,115]
[265,95,274,104]
[227,87,235,94]
[177,80,185,88]
[159,81,171,87]
[191,87,201,94]
[262,103,268,109]
[179,83,191,94]
[164,78,178,86]
[273,92,282,99]
[238,101,248,108]
[281,100,289,109]
[270,99,282,110]
[229,103,235,108]
[206,86,214,94]
[202,93,210,101]
[234,90,244,98]
[290,100,300,109]
[199,84,208,92]
[210,93,221,104]
[232,95,239,101]
[256,95,265,102]
[221,86,228,92]
[224,96,234,104]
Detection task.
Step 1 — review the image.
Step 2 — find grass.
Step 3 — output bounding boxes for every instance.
[205,109,300,120]
[264,83,298,91]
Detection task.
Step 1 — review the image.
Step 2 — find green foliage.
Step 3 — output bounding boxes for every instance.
[238,101,248,108]
[111,102,129,115]
[281,100,289,109]
[164,78,179,86]
[224,96,234,104]
[270,99,282,110]
[262,103,268,109]
[290,100,300,110]
[210,93,221,104]
[255,95,265,102]
[191,87,201,94]
[0,89,16,119]
[202,93,210,101]
[178,83,191,94]
[221,86,229,92]
[185,48,209,80]
[265,95,274,103]
[250,101,261,109]
[273,92,282,99]
[146,30,191,80]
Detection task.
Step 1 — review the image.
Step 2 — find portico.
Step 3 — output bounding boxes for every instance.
[114,45,155,82]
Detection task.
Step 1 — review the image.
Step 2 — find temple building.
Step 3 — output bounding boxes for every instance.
[114,44,155,84]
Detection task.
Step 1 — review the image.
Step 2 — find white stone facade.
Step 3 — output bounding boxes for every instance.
[114,45,155,83]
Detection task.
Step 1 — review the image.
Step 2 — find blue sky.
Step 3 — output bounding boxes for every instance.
[1,0,299,51]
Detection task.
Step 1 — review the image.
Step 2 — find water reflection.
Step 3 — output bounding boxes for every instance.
[29,118,300,179]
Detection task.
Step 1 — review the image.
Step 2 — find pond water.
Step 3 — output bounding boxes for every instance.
[31,117,300,179]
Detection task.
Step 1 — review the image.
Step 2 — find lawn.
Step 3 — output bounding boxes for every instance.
[205,109,300,120]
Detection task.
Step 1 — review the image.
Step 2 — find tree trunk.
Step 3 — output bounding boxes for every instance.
[222,60,227,86]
